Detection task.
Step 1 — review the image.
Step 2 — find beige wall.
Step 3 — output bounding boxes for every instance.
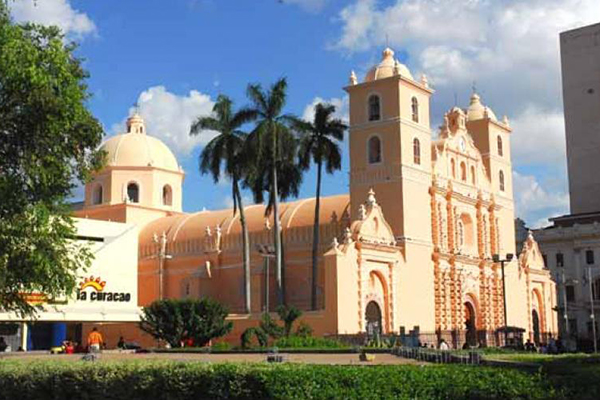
[561,22,600,214]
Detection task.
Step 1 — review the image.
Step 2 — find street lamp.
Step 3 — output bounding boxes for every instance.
[583,267,598,353]
[493,253,514,346]
[256,244,275,313]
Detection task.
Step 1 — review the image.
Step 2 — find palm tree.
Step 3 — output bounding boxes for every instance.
[289,103,347,310]
[244,78,302,306]
[190,95,253,314]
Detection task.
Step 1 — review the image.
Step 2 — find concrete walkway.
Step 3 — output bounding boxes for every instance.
[1,351,425,365]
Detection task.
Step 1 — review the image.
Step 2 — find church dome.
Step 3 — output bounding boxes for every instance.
[467,93,497,121]
[100,114,180,172]
[364,47,413,82]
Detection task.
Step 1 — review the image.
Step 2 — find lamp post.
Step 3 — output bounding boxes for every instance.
[493,253,514,346]
[256,244,275,313]
[583,267,598,353]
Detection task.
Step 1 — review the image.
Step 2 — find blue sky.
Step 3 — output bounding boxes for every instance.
[9,0,600,227]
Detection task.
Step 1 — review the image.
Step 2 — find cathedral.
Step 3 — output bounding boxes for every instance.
[75,48,557,348]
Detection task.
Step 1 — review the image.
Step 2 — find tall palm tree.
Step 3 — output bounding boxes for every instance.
[289,103,347,310]
[244,78,302,306]
[190,95,253,314]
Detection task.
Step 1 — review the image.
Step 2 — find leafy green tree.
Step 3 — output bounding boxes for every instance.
[0,3,104,316]
[244,78,302,305]
[289,103,346,310]
[140,298,233,348]
[190,95,254,314]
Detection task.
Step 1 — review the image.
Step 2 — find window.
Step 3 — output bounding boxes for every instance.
[451,159,456,178]
[92,185,103,205]
[368,95,381,121]
[460,162,467,181]
[368,136,382,164]
[163,185,173,206]
[593,278,600,301]
[127,183,139,203]
[470,166,476,185]
[542,254,548,268]
[411,97,419,123]
[140,126,144,134]
[556,252,564,267]
[566,285,575,302]
[499,170,505,192]
[497,135,503,157]
[586,250,595,265]
[413,138,421,165]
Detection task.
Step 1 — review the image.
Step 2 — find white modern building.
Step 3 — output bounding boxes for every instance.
[0,218,139,351]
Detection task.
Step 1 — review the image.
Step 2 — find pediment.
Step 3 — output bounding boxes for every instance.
[350,189,396,246]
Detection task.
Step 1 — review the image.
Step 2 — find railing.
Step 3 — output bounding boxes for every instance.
[392,347,483,365]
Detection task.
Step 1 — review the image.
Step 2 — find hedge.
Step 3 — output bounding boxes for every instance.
[0,361,555,400]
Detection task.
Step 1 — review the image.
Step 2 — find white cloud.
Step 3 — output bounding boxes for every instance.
[333,0,600,114]
[10,0,96,39]
[301,96,349,122]
[332,0,598,224]
[510,106,566,167]
[513,171,569,228]
[112,86,216,157]
[284,0,328,13]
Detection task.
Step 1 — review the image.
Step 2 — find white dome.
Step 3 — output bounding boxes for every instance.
[364,48,413,82]
[100,115,180,172]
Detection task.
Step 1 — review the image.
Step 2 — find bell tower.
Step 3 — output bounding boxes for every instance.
[344,48,434,244]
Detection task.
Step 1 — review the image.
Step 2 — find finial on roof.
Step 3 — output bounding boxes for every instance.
[367,188,377,206]
[421,74,429,88]
[344,227,353,244]
[393,59,401,75]
[502,115,510,126]
[382,47,394,60]
[349,70,357,85]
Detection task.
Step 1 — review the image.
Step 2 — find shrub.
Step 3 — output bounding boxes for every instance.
[295,322,313,338]
[241,327,268,349]
[273,335,348,349]
[259,313,284,339]
[276,304,302,337]
[0,361,555,400]
[140,297,232,348]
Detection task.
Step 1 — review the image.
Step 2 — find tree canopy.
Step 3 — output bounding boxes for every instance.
[0,3,104,316]
[140,298,233,348]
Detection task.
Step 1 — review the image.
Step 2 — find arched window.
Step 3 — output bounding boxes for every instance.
[127,182,139,203]
[368,95,381,121]
[451,159,456,178]
[368,136,382,164]
[162,185,173,206]
[457,220,464,249]
[411,97,419,123]
[460,162,467,181]
[497,135,503,157]
[92,184,103,205]
[413,138,421,165]
[499,170,505,192]
[470,166,476,185]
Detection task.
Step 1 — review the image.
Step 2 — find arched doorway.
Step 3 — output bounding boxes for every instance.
[464,301,477,346]
[532,309,541,345]
[365,301,382,337]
